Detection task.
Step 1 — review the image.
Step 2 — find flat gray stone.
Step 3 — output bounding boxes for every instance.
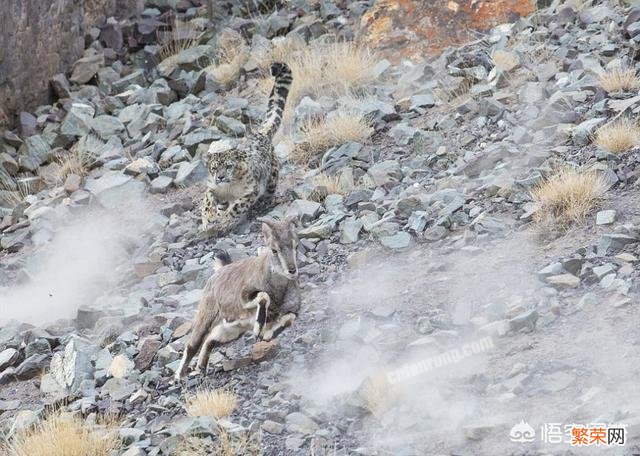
[0,348,19,371]
[379,231,412,250]
[596,210,616,225]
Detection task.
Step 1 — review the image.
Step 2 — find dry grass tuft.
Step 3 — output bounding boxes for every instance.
[213,429,262,456]
[185,389,238,419]
[598,67,640,93]
[531,167,608,229]
[264,39,376,116]
[204,28,249,87]
[175,431,261,456]
[291,111,373,166]
[593,118,640,154]
[157,20,202,63]
[176,436,212,456]
[312,172,353,195]
[4,411,120,456]
[52,148,95,185]
[433,77,474,111]
[0,177,40,208]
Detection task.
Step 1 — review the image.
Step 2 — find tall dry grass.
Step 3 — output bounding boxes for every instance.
[4,411,120,456]
[204,28,249,87]
[598,67,640,93]
[185,389,238,419]
[531,167,608,229]
[593,118,640,154]
[263,38,377,118]
[291,111,373,166]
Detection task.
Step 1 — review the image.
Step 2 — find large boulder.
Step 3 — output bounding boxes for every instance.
[360,0,536,61]
[0,0,142,122]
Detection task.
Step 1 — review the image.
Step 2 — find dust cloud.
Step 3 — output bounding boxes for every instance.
[0,202,159,326]
[286,233,640,453]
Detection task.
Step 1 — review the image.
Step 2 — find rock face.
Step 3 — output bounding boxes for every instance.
[0,0,141,124]
[361,0,537,61]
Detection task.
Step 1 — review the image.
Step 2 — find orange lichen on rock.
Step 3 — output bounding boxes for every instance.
[360,0,537,62]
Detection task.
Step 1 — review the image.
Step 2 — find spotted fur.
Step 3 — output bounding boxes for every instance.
[201,62,292,236]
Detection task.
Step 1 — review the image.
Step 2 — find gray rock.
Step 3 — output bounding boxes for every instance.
[156,345,180,367]
[60,102,95,136]
[91,115,125,140]
[298,214,344,239]
[0,348,20,371]
[119,428,145,445]
[285,412,319,435]
[410,93,436,108]
[262,420,284,434]
[379,231,412,250]
[573,117,607,146]
[70,51,104,84]
[150,175,173,193]
[19,135,52,171]
[598,233,638,255]
[593,263,615,279]
[159,45,214,75]
[170,416,218,437]
[111,69,146,93]
[596,210,616,225]
[125,157,160,176]
[174,160,207,186]
[545,274,580,289]
[15,353,50,380]
[367,160,402,186]
[538,261,563,284]
[0,399,20,411]
[51,73,71,99]
[295,97,324,122]
[0,227,29,252]
[49,336,96,393]
[64,174,82,193]
[109,354,135,379]
[25,339,51,358]
[182,129,220,152]
[84,171,146,209]
[76,306,105,330]
[340,217,363,244]
[120,448,146,456]
[101,377,137,401]
[216,115,246,137]
[509,310,539,332]
[290,199,323,222]
[388,123,417,145]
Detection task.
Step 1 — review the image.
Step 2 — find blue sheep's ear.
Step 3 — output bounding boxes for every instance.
[260,219,274,242]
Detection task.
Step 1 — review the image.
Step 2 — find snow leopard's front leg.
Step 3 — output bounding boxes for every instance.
[200,191,220,231]
[205,187,259,236]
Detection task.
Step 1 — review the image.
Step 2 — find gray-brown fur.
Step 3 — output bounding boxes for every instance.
[200,62,292,236]
[175,216,301,379]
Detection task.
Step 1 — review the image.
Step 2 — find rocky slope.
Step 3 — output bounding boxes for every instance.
[1,0,640,455]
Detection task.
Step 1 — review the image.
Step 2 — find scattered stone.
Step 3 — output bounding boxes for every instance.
[545,274,580,289]
[109,355,135,379]
[379,231,412,250]
[596,210,616,226]
[0,348,20,371]
[285,412,319,435]
[251,340,278,362]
